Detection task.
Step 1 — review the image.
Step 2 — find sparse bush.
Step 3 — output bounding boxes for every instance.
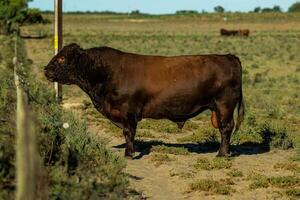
[189,179,235,195]
[249,174,269,189]
[269,176,300,188]
[249,174,300,189]
[258,122,293,150]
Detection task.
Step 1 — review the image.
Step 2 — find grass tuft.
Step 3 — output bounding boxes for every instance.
[194,157,233,170]
[189,178,235,195]
[151,145,189,155]
[227,169,244,178]
[285,189,300,198]
[274,162,300,173]
[149,153,174,166]
[249,174,300,190]
[259,122,294,150]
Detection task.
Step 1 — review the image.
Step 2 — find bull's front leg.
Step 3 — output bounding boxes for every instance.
[123,127,136,157]
[122,114,137,158]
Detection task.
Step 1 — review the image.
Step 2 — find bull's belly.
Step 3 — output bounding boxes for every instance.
[141,97,211,120]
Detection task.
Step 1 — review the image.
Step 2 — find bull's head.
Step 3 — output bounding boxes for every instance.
[44,43,86,85]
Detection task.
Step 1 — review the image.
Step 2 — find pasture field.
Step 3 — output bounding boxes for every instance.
[17,12,300,199]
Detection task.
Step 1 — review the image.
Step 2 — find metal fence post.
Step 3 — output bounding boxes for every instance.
[54,0,63,103]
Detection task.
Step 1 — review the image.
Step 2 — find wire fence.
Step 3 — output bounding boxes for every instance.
[13,30,44,200]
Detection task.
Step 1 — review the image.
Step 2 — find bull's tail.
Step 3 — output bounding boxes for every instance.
[233,55,244,133]
[234,89,244,134]
[229,54,245,134]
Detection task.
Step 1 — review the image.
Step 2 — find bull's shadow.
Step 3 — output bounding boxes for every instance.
[112,140,271,159]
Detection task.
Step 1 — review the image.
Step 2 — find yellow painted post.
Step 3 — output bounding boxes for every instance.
[54,0,63,103]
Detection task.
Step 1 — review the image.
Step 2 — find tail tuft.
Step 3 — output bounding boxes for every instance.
[234,93,244,134]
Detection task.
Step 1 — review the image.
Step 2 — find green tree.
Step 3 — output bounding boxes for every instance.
[273,5,282,12]
[253,7,261,13]
[214,5,225,13]
[0,0,46,34]
[288,2,300,12]
[0,0,27,20]
[261,5,282,13]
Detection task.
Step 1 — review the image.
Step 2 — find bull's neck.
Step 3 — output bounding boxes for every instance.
[74,66,110,110]
[74,48,119,108]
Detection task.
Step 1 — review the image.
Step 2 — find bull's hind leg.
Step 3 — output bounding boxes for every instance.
[215,95,237,157]
[217,116,234,157]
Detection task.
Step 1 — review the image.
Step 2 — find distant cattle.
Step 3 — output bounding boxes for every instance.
[220,28,250,37]
[44,44,245,158]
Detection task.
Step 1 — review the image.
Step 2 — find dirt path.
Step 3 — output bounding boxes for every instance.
[25,39,299,200]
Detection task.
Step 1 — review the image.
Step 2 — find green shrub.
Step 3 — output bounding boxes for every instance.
[0,2,48,35]
[288,2,300,12]
[258,122,293,150]
[0,36,17,199]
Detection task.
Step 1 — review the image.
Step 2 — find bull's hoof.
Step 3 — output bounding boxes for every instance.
[124,150,134,159]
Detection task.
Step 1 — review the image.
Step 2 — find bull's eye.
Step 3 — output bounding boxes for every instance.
[57,56,65,64]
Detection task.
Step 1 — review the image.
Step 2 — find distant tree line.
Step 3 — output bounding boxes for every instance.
[175,2,300,14]
[253,5,282,13]
[51,2,300,15]
[252,2,300,13]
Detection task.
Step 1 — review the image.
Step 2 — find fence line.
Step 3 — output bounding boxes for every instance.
[14,32,43,200]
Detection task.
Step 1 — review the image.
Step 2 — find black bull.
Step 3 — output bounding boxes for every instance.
[44,43,244,158]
